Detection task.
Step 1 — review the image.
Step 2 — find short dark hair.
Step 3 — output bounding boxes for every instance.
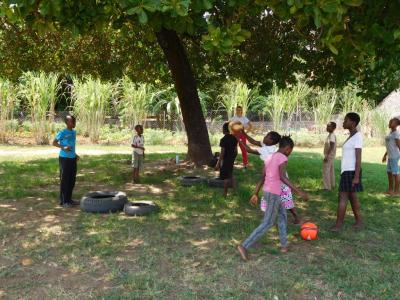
[279,135,294,149]
[345,112,360,126]
[267,131,281,145]
[223,122,230,133]
[391,118,400,126]
[329,121,337,129]
[134,124,143,131]
[64,115,76,123]
[236,105,242,109]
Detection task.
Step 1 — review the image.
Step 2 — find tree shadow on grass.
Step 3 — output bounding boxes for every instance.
[1,151,400,298]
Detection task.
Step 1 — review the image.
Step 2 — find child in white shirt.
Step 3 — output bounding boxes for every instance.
[132,125,145,183]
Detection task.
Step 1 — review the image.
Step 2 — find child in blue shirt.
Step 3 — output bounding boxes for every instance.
[53,115,80,207]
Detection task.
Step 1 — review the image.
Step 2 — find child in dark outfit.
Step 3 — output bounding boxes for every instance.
[53,115,80,208]
[215,122,238,197]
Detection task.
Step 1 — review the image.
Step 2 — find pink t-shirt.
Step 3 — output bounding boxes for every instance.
[263,152,288,195]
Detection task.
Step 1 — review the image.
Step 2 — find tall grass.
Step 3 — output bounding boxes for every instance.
[0,79,18,142]
[72,76,113,143]
[218,80,264,118]
[18,71,59,144]
[264,83,286,130]
[150,86,186,131]
[370,110,389,139]
[312,87,338,133]
[339,85,372,133]
[284,80,311,128]
[265,81,310,131]
[118,77,154,129]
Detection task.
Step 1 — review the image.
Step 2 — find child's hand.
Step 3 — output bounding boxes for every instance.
[249,194,258,206]
[76,155,80,161]
[63,146,71,151]
[382,154,387,163]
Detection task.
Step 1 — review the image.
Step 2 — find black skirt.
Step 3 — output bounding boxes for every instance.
[219,159,235,180]
[339,171,363,192]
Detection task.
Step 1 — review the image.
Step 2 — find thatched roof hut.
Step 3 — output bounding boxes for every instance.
[378,90,400,118]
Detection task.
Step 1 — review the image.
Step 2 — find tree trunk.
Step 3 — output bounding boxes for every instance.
[156,28,213,165]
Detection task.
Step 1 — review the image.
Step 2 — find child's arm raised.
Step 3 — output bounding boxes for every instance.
[243,131,262,147]
[279,162,309,200]
[238,140,260,155]
[249,168,266,206]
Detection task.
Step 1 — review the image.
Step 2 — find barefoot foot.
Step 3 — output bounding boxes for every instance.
[353,223,364,231]
[280,247,288,253]
[329,225,343,232]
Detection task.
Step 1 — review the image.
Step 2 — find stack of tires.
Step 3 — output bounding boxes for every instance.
[80,191,157,216]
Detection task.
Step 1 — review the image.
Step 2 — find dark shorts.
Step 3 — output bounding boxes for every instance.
[219,159,234,180]
[339,171,363,193]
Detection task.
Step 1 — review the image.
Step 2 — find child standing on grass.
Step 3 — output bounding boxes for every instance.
[215,122,238,197]
[322,122,337,191]
[242,131,302,224]
[132,125,145,183]
[237,136,309,260]
[382,118,400,195]
[53,115,80,208]
[330,112,363,232]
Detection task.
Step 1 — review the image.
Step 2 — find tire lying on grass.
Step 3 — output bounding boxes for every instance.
[180,176,206,187]
[124,201,158,216]
[81,191,128,213]
[207,177,232,188]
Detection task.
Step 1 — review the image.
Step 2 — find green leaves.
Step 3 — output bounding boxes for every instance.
[124,0,161,24]
[320,0,339,13]
[394,29,400,40]
[342,0,363,7]
[202,24,251,54]
[161,0,190,16]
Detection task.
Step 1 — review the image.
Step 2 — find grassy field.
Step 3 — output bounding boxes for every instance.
[0,145,399,299]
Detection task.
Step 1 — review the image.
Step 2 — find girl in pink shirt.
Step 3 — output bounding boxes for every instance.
[237,136,309,260]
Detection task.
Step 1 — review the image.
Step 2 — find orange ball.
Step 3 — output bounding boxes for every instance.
[300,222,318,241]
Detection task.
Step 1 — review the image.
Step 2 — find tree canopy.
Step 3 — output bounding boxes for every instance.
[1,1,398,98]
[1,0,399,164]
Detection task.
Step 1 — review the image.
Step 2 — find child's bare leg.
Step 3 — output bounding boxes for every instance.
[394,174,399,194]
[386,172,394,194]
[289,208,301,224]
[331,192,348,231]
[231,176,237,191]
[133,168,139,182]
[349,192,363,228]
[223,179,229,197]
[136,170,140,183]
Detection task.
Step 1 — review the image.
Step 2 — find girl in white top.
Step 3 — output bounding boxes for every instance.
[331,112,363,232]
[229,106,252,168]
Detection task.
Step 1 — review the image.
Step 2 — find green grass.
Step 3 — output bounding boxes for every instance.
[0,146,399,299]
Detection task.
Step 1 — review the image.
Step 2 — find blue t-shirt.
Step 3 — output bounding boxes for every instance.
[55,129,76,158]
